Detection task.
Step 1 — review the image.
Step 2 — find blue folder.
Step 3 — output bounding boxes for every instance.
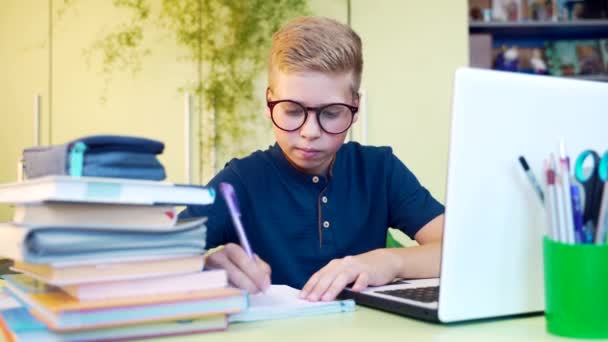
[22,135,166,181]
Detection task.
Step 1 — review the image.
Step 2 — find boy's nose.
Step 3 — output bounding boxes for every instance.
[299,111,322,139]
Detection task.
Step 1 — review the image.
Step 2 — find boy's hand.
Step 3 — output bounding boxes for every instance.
[205,243,271,294]
[299,249,400,302]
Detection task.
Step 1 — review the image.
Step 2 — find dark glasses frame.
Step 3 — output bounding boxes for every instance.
[267,99,359,134]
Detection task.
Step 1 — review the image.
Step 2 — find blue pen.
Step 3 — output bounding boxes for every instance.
[219,182,254,259]
[570,184,586,243]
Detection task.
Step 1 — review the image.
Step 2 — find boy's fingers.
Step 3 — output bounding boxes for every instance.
[300,271,320,298]
[224,244,269,291]
[321,273,352,301]
[222,259,260,293]
[205,246,259,292]
[245,262,270,291]
[256,256,272,275]
[306,271,336,302]
[205,245,266,293]
[204,246,230,269]
[255,256,272,289]
[351,272,369,292]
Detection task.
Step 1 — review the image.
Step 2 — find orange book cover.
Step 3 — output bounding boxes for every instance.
[0,316,15,342]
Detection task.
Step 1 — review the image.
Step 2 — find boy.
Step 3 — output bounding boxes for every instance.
[180,16,444,302]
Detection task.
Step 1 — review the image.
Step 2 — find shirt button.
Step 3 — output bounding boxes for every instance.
[323,221,330,229]
[312,176,319,183]
[322,196,328,204]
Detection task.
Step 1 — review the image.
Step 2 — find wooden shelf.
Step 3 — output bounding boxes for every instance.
[470,20,608,39]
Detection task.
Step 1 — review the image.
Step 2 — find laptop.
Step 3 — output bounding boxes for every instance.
[340,68,608,323]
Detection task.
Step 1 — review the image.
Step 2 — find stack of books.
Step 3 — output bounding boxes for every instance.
[0,176,248,341]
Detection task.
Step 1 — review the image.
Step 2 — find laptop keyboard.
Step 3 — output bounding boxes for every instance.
[377,286,439,303]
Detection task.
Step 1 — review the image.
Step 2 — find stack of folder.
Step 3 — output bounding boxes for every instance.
[0,176,248,341]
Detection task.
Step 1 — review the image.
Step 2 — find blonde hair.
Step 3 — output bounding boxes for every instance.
[268,16,363,96]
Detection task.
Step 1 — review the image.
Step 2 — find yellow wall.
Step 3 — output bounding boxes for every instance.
[309,0,348,22]
[0,1,50,220]
[352,0,468,202]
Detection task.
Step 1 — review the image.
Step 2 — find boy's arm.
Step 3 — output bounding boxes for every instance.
[179,165,271,293]
[300,214,444,302]
[390,213,444,278]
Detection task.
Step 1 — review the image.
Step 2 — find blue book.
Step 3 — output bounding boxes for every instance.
[0,218,207,264]
[0,307,228,341]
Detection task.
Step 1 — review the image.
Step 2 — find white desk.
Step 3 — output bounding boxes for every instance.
[149,306,562,342]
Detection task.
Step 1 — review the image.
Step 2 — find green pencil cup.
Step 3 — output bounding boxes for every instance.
[544,237,608,339]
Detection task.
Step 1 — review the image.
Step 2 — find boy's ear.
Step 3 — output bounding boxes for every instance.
[353,92,360,107]
[265,87,272,118]
[352,92,360,124]
[266,87,272,101]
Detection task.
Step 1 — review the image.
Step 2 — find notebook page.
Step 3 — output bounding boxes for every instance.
[248,285,323,308]
[229,285,356,322]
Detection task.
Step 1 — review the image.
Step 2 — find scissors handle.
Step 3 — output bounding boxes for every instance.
[574,150,600,183]
[574,150,607,229]
[599,153,608,182]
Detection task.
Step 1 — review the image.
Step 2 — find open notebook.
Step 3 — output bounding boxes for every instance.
[229,285,355,322]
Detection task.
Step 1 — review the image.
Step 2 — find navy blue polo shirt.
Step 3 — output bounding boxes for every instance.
[179,142,444,289]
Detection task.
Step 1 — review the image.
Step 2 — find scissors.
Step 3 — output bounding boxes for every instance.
[574,150,608,230]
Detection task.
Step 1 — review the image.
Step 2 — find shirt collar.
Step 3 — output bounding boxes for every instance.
[269,143,337,185]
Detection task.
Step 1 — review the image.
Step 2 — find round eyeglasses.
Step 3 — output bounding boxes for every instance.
[267,100,358,135]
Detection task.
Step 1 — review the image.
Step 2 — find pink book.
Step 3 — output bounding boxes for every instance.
[62,270,228,301]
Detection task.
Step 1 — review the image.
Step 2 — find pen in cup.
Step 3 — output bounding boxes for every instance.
[545,159,560,241]
[570,184,586,243]
[519,156,545,203]
[558,140,575,244]
[551,154,567,243]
